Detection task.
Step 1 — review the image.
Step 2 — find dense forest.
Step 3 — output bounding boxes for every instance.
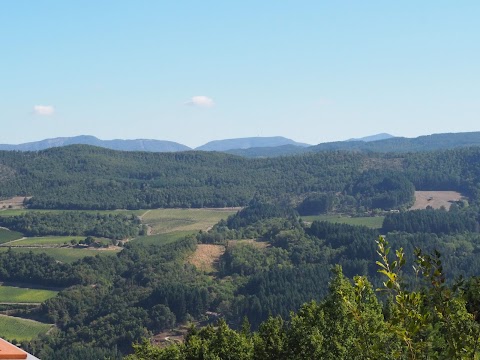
[0,212,143,239]
[1,145,480,210]
[127,252,480,359]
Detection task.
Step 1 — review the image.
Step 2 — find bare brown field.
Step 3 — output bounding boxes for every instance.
[187,244,225,273]
[0,196,30,209]
[410,191,464,210]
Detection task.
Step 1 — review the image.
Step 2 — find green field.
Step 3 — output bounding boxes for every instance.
[0,247,119,263]
[133,231,197,246]
[0,209,146,217]
[0,229,23,244]
[3,236,86,247]
[0,315,53,341]
[0,285,57,303]
[142,208,237,234]
[302,215,385,229]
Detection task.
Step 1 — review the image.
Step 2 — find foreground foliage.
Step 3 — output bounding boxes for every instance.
[128,239,480,359]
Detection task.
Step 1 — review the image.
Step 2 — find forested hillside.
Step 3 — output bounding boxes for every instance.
[0,199,477,358]
[1,145,480,358]
[1,145,480,210]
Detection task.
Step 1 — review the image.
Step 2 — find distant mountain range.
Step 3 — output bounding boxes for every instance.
[196,136,311,151]
[0,135,190,152]
[2,132,480,157]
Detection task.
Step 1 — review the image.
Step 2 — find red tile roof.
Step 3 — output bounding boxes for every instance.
[0,338,27,359]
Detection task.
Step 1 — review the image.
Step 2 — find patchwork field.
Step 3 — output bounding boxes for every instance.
[0,247,119,263]
[0,285,57,303]
[0,208,236,263]
[0,315,53,341]
[141,208,238,234]
[301,215,385,229]
[410,191,464,210]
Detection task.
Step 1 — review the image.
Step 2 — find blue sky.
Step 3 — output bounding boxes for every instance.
[1,1,479,147]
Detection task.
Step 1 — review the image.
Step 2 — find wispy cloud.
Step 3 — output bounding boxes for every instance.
[185,96,215,108]
[33,105,55,116]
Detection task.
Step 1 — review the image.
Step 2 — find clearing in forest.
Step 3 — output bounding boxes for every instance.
[0,285,57,303]
[0,314,53,341]
[141,208,238,234]
[410,191,464,210]
[0,197,29,210]
[0,229,23,244]
[187,244,225,273]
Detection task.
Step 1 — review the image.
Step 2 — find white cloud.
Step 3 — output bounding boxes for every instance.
[33,105,55,116]
[186,96,215,108]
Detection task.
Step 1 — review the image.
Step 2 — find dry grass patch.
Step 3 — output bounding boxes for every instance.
[0,197,29,210]
[410,191,464,210]
[187,244,225,273]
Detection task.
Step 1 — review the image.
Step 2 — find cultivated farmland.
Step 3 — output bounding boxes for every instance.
[0,285,57,303]
[0,315,53,341]
[141,208,238,234]
[0,229,23,244]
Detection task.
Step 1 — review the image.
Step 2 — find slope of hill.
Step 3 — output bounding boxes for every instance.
[195,136,311,151]
[0,144,479,210]
[0,135,191,152]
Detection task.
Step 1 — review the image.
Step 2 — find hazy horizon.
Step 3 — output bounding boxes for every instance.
[1,1,479,148]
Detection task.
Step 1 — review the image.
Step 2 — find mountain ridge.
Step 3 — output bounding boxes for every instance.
[0,135,191,152]
[195,136,311,151]
[2,131,480,156]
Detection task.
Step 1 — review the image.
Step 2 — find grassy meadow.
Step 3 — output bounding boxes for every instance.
[2,236,86,247]
[133,231,197,246]
[0,285,57,303]
[0,315,53,341]
[141,208,237,234]
[0,229,23,244]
